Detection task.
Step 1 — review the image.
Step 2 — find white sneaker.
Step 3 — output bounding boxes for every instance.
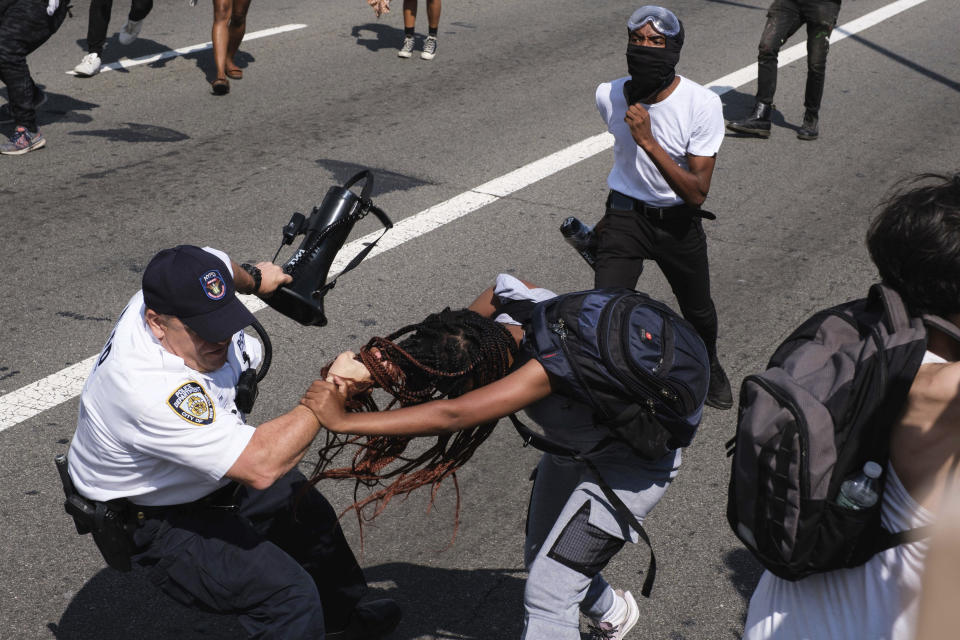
[421,35,437,60]
[589,590,639,640]
[73,52,102,77]
[397,36,415,58]
[117,19,143,45]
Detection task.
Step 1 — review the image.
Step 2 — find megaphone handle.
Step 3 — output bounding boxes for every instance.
[343,170,374,202]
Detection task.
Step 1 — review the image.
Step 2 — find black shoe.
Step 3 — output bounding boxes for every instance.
[797,111,819,140]
[726,102,773,138]
[706,358,733,410]
[326,599,402,640]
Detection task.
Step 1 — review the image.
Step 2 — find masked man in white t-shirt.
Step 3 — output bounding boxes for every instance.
[67,245,401,640]
[594,5,733,411]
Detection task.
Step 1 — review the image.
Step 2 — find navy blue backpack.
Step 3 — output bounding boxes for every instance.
[509,288,710,595]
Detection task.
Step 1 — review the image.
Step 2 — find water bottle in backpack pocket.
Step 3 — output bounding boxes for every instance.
[836,462,882,510]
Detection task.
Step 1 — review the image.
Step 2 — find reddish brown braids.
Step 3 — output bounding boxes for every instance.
[310,308,518,541]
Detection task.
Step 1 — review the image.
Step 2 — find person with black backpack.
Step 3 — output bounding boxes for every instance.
[736,174,960,640]
[303,273,711,640]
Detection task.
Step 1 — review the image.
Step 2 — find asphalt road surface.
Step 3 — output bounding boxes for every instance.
[2,0,959,638]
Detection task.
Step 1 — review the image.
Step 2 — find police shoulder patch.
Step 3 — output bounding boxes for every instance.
[167,381,216,425]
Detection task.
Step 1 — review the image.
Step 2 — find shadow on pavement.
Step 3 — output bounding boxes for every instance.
[351,22,406,53]
[72,36,256,86]
[68,122,189,143]
[49,561,527,639]
[0,86,99,132]
[720,87,803,136]
[721,547,763,637]
[315,158,435,197]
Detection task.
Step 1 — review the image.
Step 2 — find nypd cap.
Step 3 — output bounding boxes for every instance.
[142,245,254,343]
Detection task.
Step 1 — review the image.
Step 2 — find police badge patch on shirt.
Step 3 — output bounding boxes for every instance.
[167,381,216,425]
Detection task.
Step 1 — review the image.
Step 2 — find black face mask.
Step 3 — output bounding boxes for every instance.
[624,44,681,104]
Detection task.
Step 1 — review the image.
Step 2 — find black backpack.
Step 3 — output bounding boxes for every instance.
[726,284,954,580]
[509,288,710,595]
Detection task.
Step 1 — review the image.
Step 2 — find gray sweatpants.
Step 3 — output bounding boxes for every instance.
[520,448,679,639]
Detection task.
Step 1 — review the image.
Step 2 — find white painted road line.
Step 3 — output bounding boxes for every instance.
[66,24,307,76]
[3,0,929,433]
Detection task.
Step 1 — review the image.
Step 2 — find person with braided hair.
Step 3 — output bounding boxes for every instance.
[306,274,693,640]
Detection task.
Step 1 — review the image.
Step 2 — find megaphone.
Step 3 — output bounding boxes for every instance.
[267,170,392,326]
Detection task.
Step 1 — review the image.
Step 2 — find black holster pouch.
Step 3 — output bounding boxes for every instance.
[55,454,136,572]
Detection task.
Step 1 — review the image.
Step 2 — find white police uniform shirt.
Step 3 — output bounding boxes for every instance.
[596,75,724,207]
[68,250,262,506]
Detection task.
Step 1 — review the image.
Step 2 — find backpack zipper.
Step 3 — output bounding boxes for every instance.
[550,318,610,419]
[603,296,690,414]
[594,297,660,412]
[744,374,811,500]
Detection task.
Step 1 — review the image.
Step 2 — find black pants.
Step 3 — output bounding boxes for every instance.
[130,470,368,640]
[756,0,841,114]
[0,0,66,131]
[593,194,719,359]
[86,0,153,54]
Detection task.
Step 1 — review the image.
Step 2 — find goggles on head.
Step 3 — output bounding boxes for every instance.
[627,6,681,37]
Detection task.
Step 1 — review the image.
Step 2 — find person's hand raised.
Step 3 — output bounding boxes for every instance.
[625,103,656,151]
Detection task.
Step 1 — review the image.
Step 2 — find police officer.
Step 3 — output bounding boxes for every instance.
[67,245,401,639]
[593,6,733,410]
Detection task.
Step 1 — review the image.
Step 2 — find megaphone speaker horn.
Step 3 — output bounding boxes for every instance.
[266,179,365,326]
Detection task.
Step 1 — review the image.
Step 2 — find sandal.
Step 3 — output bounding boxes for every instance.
[226,68,243,80]
[211,78,230,95]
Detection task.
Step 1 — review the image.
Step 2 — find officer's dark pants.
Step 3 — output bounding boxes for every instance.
[130,470,367,640]
[85,0,154,54]
[756,0,841,114]
[0,0,65,131]
[594,197,719,359]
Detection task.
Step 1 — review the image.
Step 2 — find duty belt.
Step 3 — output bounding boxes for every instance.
[607,190,716,221]
[128,482,241,520]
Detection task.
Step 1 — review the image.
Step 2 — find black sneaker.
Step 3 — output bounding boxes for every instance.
[326,599,402,640]
[706,358,733,410]
[0,88,47,124]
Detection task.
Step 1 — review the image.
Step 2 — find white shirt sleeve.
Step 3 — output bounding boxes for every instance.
[133,378,255,481]
[596,82,613,126]
[687,90,725,157]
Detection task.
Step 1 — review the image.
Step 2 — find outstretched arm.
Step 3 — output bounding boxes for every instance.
[302,359,553,437]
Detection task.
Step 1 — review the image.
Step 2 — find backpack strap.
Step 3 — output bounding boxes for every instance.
[874,525,933,552]
[875,456,960,554]
[922,315,960,345]
[872,283,960,345]
[510,414,658,597]
[869,284,912,333]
